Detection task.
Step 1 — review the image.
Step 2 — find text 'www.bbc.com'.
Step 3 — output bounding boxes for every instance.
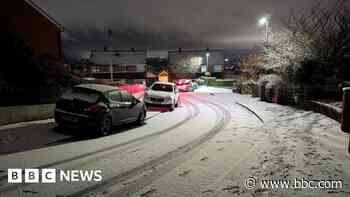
[244,177,343,191]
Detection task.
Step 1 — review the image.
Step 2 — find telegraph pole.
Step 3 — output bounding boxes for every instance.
[107,29,113,81]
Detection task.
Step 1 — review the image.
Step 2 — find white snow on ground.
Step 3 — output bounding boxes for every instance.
[0,98,219,197]
[132,93,350,197]
[194,86,232,94]
[1,90,350,197]
[0,119,54,131]
[0,109,174,174]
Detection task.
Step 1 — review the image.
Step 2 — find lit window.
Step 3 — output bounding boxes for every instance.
[190,57,203,66]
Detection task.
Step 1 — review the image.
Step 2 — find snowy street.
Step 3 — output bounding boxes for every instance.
[0,88,349,197]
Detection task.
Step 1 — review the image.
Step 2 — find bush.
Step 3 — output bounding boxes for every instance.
[236,78,257,95]
[258,74,287,103]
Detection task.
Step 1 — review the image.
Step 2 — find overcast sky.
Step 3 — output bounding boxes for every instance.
[32,0,341,59]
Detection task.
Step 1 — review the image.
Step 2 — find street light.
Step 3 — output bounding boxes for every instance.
[259,16,270,45]
[206,53,210,72]
[109,53,113,81]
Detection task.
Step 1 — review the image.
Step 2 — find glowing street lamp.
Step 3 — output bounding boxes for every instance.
[259,16,270,45]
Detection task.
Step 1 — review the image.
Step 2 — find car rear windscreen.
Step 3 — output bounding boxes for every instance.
[61,87,101,103]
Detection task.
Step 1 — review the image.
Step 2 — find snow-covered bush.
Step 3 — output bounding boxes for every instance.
[258,74,286,103]
[262,29,314,79]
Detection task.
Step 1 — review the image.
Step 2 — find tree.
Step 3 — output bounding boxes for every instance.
[146,58,169,74]
[0,32,44,87]
[263,0,350,86]
[240,52,265,81]
[262,29,315,81]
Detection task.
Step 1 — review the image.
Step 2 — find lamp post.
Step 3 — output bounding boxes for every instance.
[107,29,114,81]
[259,16,270,45]
[206,52,210,72]
[109,54,113,81]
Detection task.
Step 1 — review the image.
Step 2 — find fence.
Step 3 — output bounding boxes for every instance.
[0,86,63,106]
[257,83,342,106]
[305,100,342,123]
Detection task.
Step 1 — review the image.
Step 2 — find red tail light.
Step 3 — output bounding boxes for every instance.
[85,104,106,113]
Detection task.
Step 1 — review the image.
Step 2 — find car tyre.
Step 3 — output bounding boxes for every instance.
[98,116,112,136]
[170,101,175,111]
[175,99,179,107]
[137,110,146,125]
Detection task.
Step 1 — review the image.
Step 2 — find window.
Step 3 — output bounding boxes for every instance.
[120,91,134,102]
[108,91,122,102]
[62,87,101,103]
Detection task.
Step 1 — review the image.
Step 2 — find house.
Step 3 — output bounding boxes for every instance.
[168,49,225,79]
[1,0,64,62]
[89,50,147,81]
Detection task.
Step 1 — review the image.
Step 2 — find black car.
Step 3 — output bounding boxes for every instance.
[55,84,146,136]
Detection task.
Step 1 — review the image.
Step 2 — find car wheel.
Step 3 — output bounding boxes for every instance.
[98,116,112,136]
[170,101,175,111]
[137,110,146,125]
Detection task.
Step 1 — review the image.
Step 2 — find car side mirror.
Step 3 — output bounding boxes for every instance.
[131,97,139,105]
[145,87,150,92]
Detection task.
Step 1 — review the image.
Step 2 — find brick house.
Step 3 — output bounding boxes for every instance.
[1,0,64,62]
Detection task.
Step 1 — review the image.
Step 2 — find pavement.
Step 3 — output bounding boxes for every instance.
[194,86,232,94]
[0,89,350,197]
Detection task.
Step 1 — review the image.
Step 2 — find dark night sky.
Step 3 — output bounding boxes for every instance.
[32,0,342,59]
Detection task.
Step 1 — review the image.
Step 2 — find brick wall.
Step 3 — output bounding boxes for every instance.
[1,0,63,62]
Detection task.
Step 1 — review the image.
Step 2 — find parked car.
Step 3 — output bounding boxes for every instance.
[176,79,194,92]
[55,84,146,136]
[144,81,180,111]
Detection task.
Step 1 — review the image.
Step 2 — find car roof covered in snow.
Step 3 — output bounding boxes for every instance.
[74,84,119,93]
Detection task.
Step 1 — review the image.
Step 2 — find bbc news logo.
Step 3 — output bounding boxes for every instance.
[8,169,103,183]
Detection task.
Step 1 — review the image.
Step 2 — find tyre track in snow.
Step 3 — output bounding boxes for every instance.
[0,98,200,193]
[72,94,231,197]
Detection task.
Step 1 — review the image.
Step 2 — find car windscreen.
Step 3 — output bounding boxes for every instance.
[151,84,173,92]
[61,87,101,103]
[184,80,191,84]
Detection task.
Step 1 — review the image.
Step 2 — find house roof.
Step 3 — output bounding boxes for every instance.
[146,72,157,78]
[24,0,64,32]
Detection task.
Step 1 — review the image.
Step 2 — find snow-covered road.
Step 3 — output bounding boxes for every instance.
[0,90,350,197]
